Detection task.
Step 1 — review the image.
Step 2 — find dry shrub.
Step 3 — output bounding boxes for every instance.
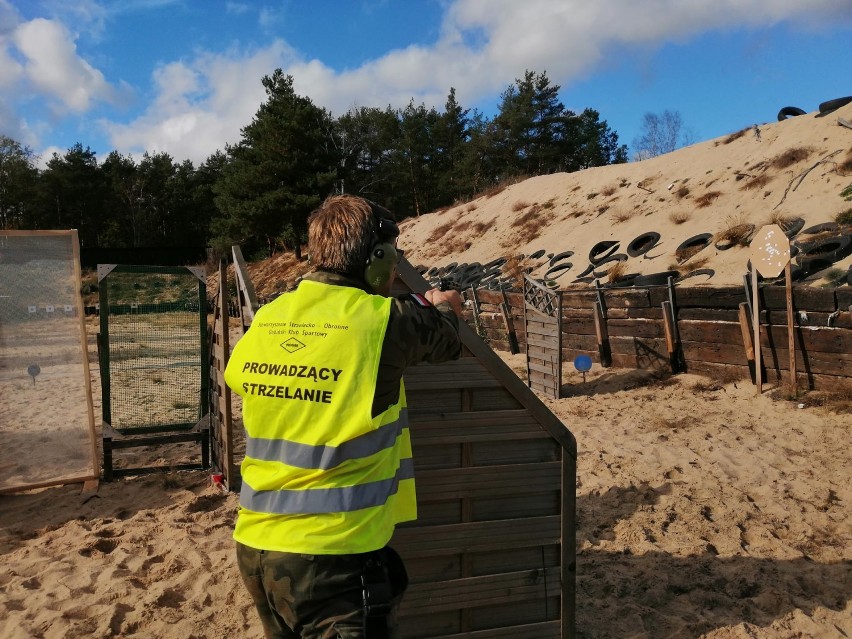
[714,223,754,247]
[839,150,852,174]
[427,220,456,243]
[601,184,617,197]
[701,366,748,385]
[543,198,556,209]
[454,219,488,235]
[772,146,813,169]
[484,184,506,198]
[722,128,749,144]
[836,208,852,225]
[668,254,710,275]
[597,204,610,215]
[772,386,852,414]
[742,174,772,191]
[674,244,704,263]
[714,214,755,247]
[466,203,478,212]
[611,209,634,223]
[675,186,690,199]
[568,209,584,219]
[509,204,548,243]
[767,212,799,230]
[501,255,532,287]
[694,191,722,208]
[606,260,628,283]
[586,192,599,200]
[669,210,690,225]
[512,200,530,212]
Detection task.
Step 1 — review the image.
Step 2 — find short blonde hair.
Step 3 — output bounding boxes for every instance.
[307,195,382,276]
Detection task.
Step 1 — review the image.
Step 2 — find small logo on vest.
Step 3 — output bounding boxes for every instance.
[281,338,306,352]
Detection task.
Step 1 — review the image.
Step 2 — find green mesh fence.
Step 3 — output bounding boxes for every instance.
[99,265,208,434]
[0,231,97,492]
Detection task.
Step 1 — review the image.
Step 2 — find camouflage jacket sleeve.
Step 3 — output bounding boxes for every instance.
[373,294,462,416]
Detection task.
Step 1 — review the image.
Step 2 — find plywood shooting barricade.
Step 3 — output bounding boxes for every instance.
[208,252,578,639]
[460,279,851,395]
[0,230,99,494]
[97,264,210,480]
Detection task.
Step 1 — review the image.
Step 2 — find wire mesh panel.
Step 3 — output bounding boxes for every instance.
[0,231,98,493]
[99,265,208,434]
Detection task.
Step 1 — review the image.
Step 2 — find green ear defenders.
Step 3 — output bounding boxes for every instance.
[364,214,401,292]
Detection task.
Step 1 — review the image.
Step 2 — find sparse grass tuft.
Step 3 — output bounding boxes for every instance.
[675,186,690,199]
[512,200,530,212]
[771,385,852,415]
[484,184,506,198]
[771,146,813,169]
[501,255,532,288]
[742,174,772,191]
[601,184,617,197]
[611,209,634,223]
[694,191,722,208]
[722,128,749,144]
[508,204,549,244]
[587,192,599,200]
[835,208,852,225]
[669,255,710,275]
[669,210,690,225]
[823,268,848,287]
[714,223,755,248]
[840,150,852,174]
[428,220,455,243]
[702,367,748,385]
[606,260,628,283]
[674,245,704,264]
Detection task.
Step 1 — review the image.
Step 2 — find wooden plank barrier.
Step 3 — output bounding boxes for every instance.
[465,281,851,391]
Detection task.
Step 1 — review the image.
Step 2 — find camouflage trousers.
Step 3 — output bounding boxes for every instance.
[236,542,408,639]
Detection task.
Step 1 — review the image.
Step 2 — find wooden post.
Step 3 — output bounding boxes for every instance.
[468,287,483,337]
[752,268,762,394]
[593,300,611,367]
[785,261,797,395]
[661,301,679,373]
[738,302,756,384]
[500,289,520,354]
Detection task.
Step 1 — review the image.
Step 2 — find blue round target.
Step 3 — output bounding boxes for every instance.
[573,355,592,372]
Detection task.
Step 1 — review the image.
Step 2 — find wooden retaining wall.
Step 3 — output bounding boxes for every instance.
[463,284,852,390]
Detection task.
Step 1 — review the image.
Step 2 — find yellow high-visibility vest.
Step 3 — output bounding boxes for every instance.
[224,280,415,554]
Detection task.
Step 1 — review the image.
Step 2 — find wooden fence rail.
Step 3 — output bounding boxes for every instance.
[462,284,851,392]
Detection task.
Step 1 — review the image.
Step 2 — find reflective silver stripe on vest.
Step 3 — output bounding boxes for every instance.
[240,457,415,514]
[244,409,409,470]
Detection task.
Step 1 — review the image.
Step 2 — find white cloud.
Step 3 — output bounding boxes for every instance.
[11,0,851,165]
[101,41,297,163]
[13,18,117,113]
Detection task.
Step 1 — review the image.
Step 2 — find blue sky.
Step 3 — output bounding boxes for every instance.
[1,0,851,168]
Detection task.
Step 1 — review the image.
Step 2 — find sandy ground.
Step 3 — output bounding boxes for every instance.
[3,103,851,638]
[1,341,849,638]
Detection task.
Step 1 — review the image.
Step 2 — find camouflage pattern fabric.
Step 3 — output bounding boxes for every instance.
[236,542,407,639]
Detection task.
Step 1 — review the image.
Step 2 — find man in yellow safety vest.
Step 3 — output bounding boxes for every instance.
[225,194,462,638]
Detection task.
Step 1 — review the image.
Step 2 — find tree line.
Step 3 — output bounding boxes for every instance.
[0,69,628,261]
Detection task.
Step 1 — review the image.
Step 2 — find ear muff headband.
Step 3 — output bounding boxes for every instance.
[364,242,398,291]
[363,211,401,292]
